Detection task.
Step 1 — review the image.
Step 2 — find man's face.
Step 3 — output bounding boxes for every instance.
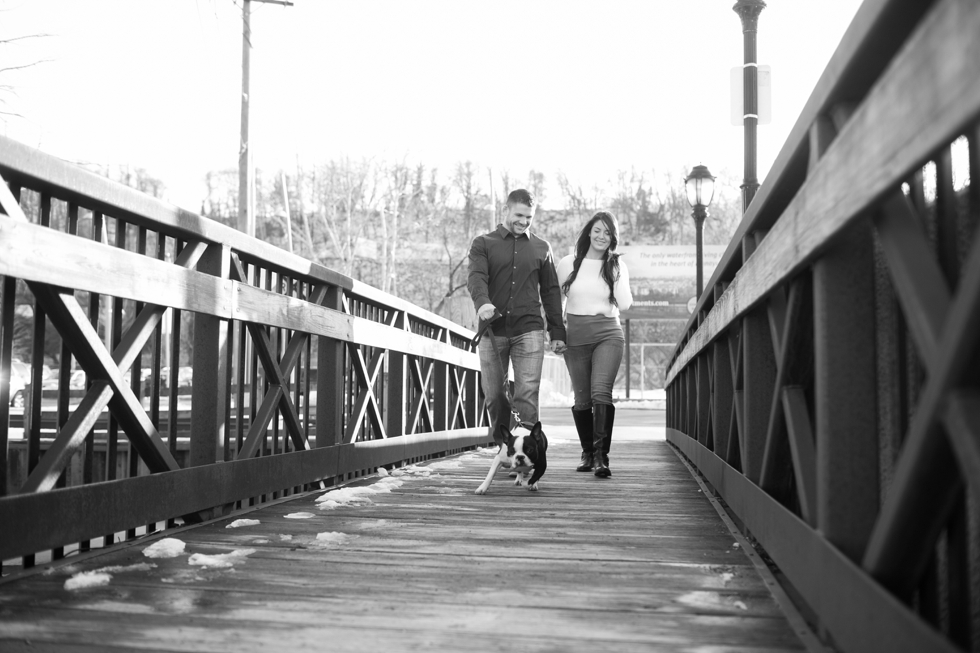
[503,202,535,236]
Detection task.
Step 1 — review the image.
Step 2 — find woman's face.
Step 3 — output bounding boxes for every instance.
[589,220,612,253]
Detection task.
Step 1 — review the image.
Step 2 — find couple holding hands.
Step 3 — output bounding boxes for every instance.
[467,188,633,478]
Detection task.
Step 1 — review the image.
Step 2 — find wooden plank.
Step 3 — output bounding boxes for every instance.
[233,280,352,341]
[710,339,732,460]
[0,275,15,496]
[696,355,711,448]
[232,281,476,369]
[666,0,980,385]
[19,383,114,494]
[668,430,959,653]
[351,316,479,369]
[781,387,818,525]
[0,440,805,652]
[813,222,879,561]
[873,191,950,362]
[940,391,980,509]
[190,244,231,468]
[349,277,476,341]
[315,288,346,450]
[0,136,353,294]
[386,311,408,438]
[0,214,233,318]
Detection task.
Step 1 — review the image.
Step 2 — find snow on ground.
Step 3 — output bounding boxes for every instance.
[226,519,260,528]
[64,571,112,591]
[64,563,157,591]
[187,549,257,568]
[314,532,357,546]
[283,512,316,519]
[314,476,405,510]
[97,563,156,574]
[142,538,186,559]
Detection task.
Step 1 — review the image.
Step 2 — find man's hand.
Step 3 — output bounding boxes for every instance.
[551,339,566,355]
[477,303,497,321]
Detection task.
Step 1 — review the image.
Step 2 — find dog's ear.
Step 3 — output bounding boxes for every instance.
[495,423,512,443]
[529,421,545,445]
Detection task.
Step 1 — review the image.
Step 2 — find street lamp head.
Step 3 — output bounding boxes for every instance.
[685,165,716,209]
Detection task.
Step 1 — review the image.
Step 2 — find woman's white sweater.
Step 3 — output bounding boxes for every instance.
[556,255,633,317]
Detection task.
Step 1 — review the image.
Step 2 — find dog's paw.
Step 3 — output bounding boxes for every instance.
[474,486,489,495]
[513,476,524,487]
[527,483,539,492]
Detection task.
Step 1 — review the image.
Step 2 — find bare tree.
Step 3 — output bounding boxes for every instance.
[0,32,51,122]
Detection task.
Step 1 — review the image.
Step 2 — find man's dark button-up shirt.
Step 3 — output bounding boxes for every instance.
[467,225,566,342]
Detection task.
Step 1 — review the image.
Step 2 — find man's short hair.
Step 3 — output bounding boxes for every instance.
[506,189,535,208]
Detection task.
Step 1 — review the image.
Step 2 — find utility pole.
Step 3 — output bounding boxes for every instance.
[733,0,765,213]
[238,0,294,238]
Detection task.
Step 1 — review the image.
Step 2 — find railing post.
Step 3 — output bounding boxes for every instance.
[712,337,734,461]
[814,221,879,561]
[386,311,407,438]
[465,367,479,430]
[696,354,711,447]
[189,244,231,468]
[317,286,345,448]
[433,328,450,431]
[740,232,776,483]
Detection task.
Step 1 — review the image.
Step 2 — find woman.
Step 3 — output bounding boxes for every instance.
[557,211,632,478]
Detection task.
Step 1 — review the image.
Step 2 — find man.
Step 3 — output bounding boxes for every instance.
[467,188,566,444]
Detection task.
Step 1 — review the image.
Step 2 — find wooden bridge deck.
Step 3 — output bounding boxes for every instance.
[0,419,809,652]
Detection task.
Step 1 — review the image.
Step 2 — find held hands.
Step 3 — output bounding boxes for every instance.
[551,339,566,355]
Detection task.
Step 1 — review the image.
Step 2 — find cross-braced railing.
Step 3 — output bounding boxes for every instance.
[0,137,490,572]
[665,1,979,652]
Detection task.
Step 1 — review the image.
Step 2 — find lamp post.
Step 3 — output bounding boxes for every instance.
[733,0,765,213]
[685,165,716,299]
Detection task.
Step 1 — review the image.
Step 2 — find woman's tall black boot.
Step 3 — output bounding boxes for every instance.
[593,403,615,478]
[571,407,594,471]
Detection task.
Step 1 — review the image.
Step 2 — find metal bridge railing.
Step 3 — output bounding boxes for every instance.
[665,1,979,652]
[0,137,490,572]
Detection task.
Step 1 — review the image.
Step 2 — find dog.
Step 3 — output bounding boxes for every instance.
[475,421,548,495]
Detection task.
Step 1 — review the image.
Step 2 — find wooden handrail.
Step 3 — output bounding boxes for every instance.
[665,1,979,652]
[0,134,490,566]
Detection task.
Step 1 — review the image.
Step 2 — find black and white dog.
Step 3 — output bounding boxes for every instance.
[475,421,548,495]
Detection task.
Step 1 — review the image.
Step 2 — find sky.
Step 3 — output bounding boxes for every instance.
[0,0,864,210]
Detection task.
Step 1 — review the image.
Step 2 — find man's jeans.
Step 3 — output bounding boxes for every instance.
[478,329,544,442]
[563,336,625,409]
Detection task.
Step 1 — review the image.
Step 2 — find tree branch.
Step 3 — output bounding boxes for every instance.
[0,59,53,74]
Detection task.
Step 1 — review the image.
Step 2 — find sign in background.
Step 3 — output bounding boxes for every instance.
[618,245,727,320]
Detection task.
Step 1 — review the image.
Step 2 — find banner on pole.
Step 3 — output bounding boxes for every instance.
[618,245,727,319]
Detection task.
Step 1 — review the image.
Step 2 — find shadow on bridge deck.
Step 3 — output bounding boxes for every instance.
[0,409,811,652]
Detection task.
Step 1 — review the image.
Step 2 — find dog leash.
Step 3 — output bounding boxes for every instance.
[473,312,524,429]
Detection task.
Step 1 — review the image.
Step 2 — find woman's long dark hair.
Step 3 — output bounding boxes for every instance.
[561,211,622,306]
